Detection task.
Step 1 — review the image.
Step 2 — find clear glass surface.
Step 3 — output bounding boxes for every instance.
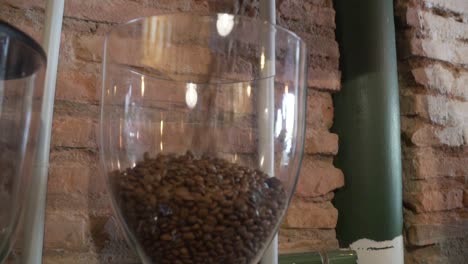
[100,14,307,264]
[0,22,45,262]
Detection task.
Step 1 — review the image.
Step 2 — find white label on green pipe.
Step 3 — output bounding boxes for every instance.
[350,235,404,264]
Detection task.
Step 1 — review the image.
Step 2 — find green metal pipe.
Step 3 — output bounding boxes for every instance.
[279,250,358,264]
[332,0,404,263]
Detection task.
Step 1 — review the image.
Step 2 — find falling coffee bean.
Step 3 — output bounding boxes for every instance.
[113,151,286,264]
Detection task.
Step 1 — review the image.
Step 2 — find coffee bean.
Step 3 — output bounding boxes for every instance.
[187,215,198,224]
[114,152,286,264]
[182,232,195,240]
[160,233,172,241]
[202,224,214,232]
[198,208,208,218]
[205,216,217,225]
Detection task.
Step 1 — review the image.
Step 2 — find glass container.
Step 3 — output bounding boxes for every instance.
[100,14,307,264]
[0,22,45,262]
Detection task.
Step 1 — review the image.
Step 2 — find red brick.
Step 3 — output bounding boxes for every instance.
[105,81,255,118]
[278,0,303,20]
[46,193,90,215]
[58,31,82,68]
[303,4,336,28]
[48,150,105,195]
[405,188,464,213]
[304,129,339,155]
[464,190,468,208]
[62,16,112,35]
[276,63,340,92]
[43,254,99,264]
[300,192,335,204]
[101,119,256,155]
[193,126,255,154]
[0,3,43,43]
[54,109,255,155]
[405,210,468,246]
[438,237,468,263]
[216,81,255,114]
[278,228,339,254]
[283,199,338,229]
[302,0,334,8]
[406,9,468,41]
[403,177,465,193]
[87,215,138,256]
[104,41,214,82]
[73,34,104,63]
[412,63,468,100]
[69,0,163,23]
[410,37,468,66]
[55,69,100,102]
[279,1,336,28]
[307,90,334,129]
[401,117,464,147]
[206,0,236,13]
[2,0,43,10]
[308,67,341,92]
[52,116,97,148]
[4,0,208,24]
[49,148,98,164]
[46,149,109,214]
[400,93,458,126]
[422,0,468,16]
[404,148,468,179]
[48,166,91,195]
[298,32,339,58]
[405,245,449,264]
[448,101,468,132]
[44,211,88,250]
[43,248,139,264]
[295,156,344,197]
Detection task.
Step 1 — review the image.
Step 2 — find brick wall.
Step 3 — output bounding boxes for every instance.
[395,0,468,263]
[0,0,342,262]
[276,0,342,254]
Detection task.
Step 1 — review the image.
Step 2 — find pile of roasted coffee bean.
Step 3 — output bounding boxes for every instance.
[113,151,286,264]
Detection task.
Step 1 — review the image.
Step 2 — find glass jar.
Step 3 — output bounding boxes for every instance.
[0,22,45,262]
[100,14,307,264]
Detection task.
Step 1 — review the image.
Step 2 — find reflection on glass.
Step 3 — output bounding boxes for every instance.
[185,83,198,109]
[216,13,235,37]
[160,120,164,151]
[278,85,296,165]
[141,76,145,97]
[260,51,265,70]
